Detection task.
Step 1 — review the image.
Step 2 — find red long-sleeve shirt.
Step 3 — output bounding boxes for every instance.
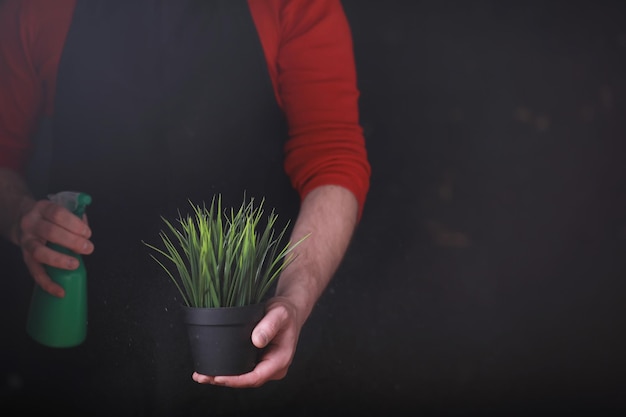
[0,0,371,217]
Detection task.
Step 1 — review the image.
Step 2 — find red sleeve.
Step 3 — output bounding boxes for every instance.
[1,0,371,219]
[249,0,371,220]
[0,0,74,174]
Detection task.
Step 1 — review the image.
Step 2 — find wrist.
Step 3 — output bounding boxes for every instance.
[8,195,35,246]
[274,268,322,328]
[0,168,35,245]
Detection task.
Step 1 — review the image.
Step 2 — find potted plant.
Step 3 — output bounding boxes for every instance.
[143,193,308,376]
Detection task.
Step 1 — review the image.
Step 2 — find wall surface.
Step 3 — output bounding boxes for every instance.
[327,1,626,415]
[2,1,626,416]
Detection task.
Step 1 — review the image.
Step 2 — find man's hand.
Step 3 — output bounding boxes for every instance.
[192,296,301,388]
[17,198,93,298]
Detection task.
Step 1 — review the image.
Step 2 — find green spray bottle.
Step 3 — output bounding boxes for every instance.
[26,191,92,348]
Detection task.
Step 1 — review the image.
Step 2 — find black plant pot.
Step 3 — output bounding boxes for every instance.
[181,303,265,376]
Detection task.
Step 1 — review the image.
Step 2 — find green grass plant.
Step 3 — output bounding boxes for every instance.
[143,194,308,308]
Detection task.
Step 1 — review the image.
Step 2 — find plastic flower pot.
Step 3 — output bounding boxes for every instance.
[181,302,265,376]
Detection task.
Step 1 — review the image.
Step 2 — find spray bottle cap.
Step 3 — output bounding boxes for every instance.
[48,191,92,217]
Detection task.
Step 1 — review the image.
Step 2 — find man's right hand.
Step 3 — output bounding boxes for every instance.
[17,198,94,298]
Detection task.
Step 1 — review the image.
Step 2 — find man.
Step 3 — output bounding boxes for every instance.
[0,0,370,413]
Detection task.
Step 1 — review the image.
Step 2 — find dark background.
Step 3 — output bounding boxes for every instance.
[297,0,626,415]
[3,0,626,416]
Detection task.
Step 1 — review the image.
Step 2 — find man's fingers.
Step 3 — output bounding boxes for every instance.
[211,352,289,388]
[23,237,80,270]
[24,200,92,246]
[192,372,214,384]
[25,256,65,298]
[251,304,289,348]
[40,200,91,239]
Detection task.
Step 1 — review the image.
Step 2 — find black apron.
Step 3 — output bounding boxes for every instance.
[23,0,299,414]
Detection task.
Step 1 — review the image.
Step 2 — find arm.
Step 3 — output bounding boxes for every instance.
[0,168,35,246]
[193,0,369,387]
[194,184,358,387]
[0,0,91,297]
[273,185,358,328]
[0,168,93,298]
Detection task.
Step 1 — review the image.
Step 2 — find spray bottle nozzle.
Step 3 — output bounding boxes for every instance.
[48,191,92,218]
